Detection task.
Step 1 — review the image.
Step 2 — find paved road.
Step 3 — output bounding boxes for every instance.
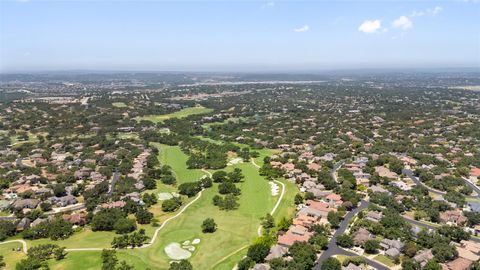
[108,168,120,195]
[314,200,389,270]
[403,169,480,199]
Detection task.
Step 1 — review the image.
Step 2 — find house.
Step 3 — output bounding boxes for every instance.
[12,199,39,210]
[369,185,390,194]
[308,163,321,171]
[365,211,383,223]
[325,193,343,207]
[50,195,77,207]
[380,239,404,258]
[470,167,480,180]
[413,249,433,267]
[277,225,313,247]
[375,166,399,179]
[390,181,411,191]
[251,264,270,270]
[442,257,473,270]
[101,201,126,209]
[304,200,336,218]
[293,214,318,228]
[353,228,375,246]
[456,240,480,262]
[265,244,288,261]
[16,217,30,232]
[342,263,368,270]
[63,213,86,225]
[440,210,467,225]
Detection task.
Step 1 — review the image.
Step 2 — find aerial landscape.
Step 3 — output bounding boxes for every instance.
[0,1,479,270]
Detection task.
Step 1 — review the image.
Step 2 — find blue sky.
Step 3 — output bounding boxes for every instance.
[0,0,479,72]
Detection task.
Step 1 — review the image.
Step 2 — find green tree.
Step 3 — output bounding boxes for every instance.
[363,240,379,254]
[169,260,193,270]
[247,243,270,263]
[201,218,217,233]
[424,260,442,270]
[321,257,341,270]
[336,234,353,248]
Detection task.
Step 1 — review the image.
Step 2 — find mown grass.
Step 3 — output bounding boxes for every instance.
[136,106,213,123]
[0,242,26,270]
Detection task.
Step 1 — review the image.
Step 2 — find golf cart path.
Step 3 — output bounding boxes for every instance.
[0,239,27,253]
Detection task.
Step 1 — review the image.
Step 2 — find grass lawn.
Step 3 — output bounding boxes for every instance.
[112,102,128,108]
[136,106,213,123]
[466,197,480,202]
[374,254,397,267]
[0,242,26,269]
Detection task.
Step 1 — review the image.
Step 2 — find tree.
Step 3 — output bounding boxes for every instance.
[212,171,227,183]
[218,182,240,195]
[161,175,176,185]
[432,243,458,262]
[327,211,342,228]
[220,194,239,210]
[178,182,202,197]
[53,247,67,260]
[288,242,317,269]
[321,257,341,270]
[0,255,4,268]
[363,240,379,254]
[162,197,182,212]
[237,257,255,270]
[113,218,136,234]
[169,260,193,270]
[227,168,244,183]
[135,208,153,224]
[309,234,328,251]
[201,218,217,233]
[401,259,421,270]
[261,213,275,230]
[201,177,212,188]
[91,208,126,231]
[294,193,304,205]
[404,242,418,258]
[424,260,442,270]
[247,243,270,263]
[336,234,353,248]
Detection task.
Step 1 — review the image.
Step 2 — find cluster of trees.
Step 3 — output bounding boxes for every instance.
[101,249,134,270]
[211,169,244,210]
[111,229,149,249]
[23,217,73,241]
[16,244,67,270]
[162,197,182,212]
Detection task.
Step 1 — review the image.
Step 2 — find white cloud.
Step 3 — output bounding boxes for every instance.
[262,1,275,8]
[392,16,413,30]
[411,6,443,17]
[358,20,382,34]
[293,25,310,32]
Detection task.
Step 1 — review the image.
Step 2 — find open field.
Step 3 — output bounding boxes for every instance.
[373,254,396,267]
[136,106,213,123]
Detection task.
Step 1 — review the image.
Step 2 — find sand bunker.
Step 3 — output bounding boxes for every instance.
[158,193,173,200]
[164,243,192,260]
[227,157,243,166]
[270,182,279,196]
[192,238,201,245]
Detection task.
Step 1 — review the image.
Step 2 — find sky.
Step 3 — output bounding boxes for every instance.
[0,0,479,72]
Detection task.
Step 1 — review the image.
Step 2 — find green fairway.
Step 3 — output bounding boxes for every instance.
[112,102,128,108]
[0,242,26,269]
[136,106,213,123]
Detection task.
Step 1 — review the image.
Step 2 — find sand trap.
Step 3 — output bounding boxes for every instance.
[184,245,195,251]
[182,240,190,246]
[227,157,243,166]
[270,182,279,196]
[192,238,201,245]
[158,192,173,200]
[164,243,192,260]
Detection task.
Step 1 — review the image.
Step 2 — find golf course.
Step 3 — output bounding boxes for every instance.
[2,142,296,270]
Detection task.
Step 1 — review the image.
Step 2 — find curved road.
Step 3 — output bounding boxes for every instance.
[314,200,389,270]
[403,169,479,199]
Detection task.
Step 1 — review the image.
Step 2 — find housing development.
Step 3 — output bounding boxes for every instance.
[0,71,479,270]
